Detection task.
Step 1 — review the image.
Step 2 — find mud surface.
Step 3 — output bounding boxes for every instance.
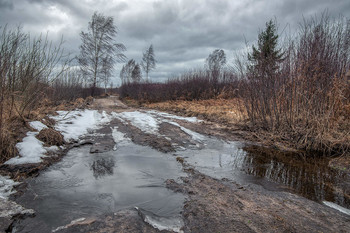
[3,96,350,232]
[172,169,350,233]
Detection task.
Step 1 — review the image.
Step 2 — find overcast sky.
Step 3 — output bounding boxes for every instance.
[1,0,349,85]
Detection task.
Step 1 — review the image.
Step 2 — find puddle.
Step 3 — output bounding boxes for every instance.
[14,142,185,232]
[11,110,350,231]
[178,135,350,210]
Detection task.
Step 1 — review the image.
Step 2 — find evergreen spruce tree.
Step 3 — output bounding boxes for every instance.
[248,20,284,79]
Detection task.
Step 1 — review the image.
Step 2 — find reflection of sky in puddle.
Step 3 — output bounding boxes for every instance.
[18,144,185,231]
[179,134,350,210]
[15,114,350,231]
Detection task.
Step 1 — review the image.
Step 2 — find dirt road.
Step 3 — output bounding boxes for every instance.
[4,97,350,232]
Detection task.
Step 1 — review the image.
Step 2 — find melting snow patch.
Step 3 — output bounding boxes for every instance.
[5,132,47,165]
[112,127,130,149]
[136,207,184,233]
[29,121,48,131]
[52,110,113,142]
[0,176,35,218]
[111,112,127,123]
[117,111,160,134]
[168,122,205,143]
[323,201,350,216]
[0,198,35,218]
[148,110,202,123]
[0,176,19,199]
[52,217,87,232]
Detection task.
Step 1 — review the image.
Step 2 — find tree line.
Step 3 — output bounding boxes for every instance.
[0,11,349,159]
[119,12,350,155]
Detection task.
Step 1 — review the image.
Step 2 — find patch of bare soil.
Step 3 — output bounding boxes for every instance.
[167,168,350,233]
[91,96,129,112]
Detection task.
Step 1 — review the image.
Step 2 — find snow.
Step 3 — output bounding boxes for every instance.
[29,121,48,131]
[117,111,160,134]
[52,218,87,232]
[0,199,35,218]
[135,207,184,233]
[0,176,35,218]
[5,109,204,166]
[111,112,127,123]
[323,201,350,216]
[113,110,205,142]
[168,122,205,143]
[112,127,130,148]
[52,110,112,142]
[0,176,19,199]
[5,110,114,165]
[148,110,202,123]
[5,132,47,165]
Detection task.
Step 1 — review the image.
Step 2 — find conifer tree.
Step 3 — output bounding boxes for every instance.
[248,20,284,79]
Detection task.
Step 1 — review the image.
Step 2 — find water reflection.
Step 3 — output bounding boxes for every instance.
[16,145,186,231]
[182,139,350,209]
[242,146,350,208]
[90,157,115,179]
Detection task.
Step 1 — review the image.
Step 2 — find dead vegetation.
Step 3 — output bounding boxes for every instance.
[147,98,246,125]
[237,14,350,155]
[0,25,111,163]
[0,96,92,164]
[36,128,65,147]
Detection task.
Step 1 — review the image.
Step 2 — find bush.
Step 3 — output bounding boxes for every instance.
[119,69,238,103]
[239,13,350,155]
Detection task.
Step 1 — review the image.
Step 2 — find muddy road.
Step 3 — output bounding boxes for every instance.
[5,97,350,232]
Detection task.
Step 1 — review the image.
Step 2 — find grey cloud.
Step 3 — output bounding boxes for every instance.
[0,0,13,9]
[1,0,350,85]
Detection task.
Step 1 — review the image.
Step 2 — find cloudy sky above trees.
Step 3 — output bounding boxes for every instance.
[0,0,349,84]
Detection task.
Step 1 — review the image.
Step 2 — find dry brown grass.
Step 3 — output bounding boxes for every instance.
[0,131,18,164]
[36,128,65,146]
[146,98,247,125]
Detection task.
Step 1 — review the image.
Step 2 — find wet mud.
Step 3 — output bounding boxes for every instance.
[2,97,350,232]
[168,168,350,233]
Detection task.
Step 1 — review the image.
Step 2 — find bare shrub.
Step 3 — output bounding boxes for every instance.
[238,13,350,154]
[0,26,68,162]
[119,69,238,103]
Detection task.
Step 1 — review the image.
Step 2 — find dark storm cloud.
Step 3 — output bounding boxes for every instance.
[1,0,350,84]
[0,0,13,9]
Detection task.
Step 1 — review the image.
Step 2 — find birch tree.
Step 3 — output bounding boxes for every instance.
[141,44,156,82]
[78,12,126,96]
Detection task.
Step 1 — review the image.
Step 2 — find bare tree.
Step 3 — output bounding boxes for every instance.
[206,49,226,76]
[78,12,126,96]
[120,59,143,83]
[206,49,226,95]
[100,55,113,93]
[141,44,156,82]
[119,65,127,84]
[131,64,142,83]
